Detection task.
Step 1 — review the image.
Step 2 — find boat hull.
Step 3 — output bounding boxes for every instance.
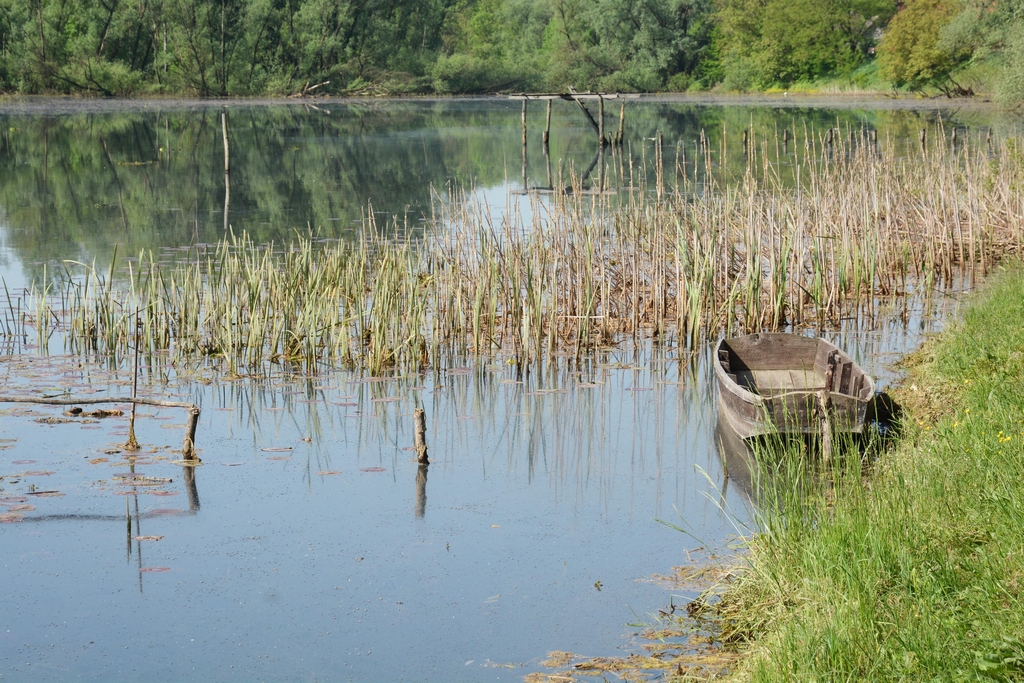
[714,333,874,440]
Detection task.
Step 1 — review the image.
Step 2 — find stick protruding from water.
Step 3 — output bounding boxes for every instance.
[414,407,429,465]
[183,405,200,460]
[125,307,141,452]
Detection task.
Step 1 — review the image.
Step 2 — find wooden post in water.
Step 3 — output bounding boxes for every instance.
[222,110,230,232]
[920,127,927,149]
[414,407,429,464]
[543,100,551,149]
[598,95,605,147]
[126,308,141,452]
[521,99,528,189]
[544,140,552,190]
[183,405,200,460]
[655,131,663,198]
[521,99,527,146]
[222,110,230,173]
[617,100,625,146]
[742,129,748,157]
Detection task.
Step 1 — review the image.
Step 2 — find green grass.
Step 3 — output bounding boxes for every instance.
[719,266,1024,681]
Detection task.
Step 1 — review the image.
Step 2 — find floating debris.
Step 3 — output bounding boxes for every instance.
[139,567,171,573]
[261,447,293,452]
[539,652,575,668]
[359,467,386,473]
[316,470,341,476]
[132,535,163,541]
[116,475,172,483]
[63,407,123,418]
[37,417,98,425]
[12,459,37,465]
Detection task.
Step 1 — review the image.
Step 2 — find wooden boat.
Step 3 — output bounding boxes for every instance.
[714,333,875,440]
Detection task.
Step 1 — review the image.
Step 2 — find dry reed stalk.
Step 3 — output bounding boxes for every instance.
[17,133,1023,374]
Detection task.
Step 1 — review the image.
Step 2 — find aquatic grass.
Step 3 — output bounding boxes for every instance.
[17,129,1024,374]
[715,267,1024,681]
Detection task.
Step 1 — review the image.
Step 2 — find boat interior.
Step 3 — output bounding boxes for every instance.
[718,334,869,399]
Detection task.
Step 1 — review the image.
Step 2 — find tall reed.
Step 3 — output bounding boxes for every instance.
[27,130,1024,373]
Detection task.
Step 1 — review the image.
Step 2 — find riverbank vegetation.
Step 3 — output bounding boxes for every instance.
[712,266,1024,680]
[0,0,1022,103]
[18,127,1023,374]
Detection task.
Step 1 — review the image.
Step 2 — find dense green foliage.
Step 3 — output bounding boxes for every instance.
[877,0,965,94]
[714,0,897,89]
[0,0,1021,101]
[721,266,1024,679]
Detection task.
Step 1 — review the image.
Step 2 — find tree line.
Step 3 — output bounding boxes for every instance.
[0,0,1020,103]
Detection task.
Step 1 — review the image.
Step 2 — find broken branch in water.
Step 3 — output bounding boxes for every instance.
[0,396,201,460]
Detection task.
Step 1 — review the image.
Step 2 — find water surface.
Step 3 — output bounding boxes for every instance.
[0,96,988,682]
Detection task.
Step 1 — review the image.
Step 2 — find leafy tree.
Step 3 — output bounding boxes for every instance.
[877,0,971,95]
[938,0,1024,104]
[716,0,896,88]
[543,0,713,91]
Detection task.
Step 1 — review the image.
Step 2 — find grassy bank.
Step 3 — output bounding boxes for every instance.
[718,267,1024,680]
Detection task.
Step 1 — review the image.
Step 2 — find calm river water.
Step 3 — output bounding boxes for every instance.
[0,96,1001,682]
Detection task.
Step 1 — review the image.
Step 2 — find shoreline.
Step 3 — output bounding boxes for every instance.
[715,266,1024,681]
[0,92,998,116]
